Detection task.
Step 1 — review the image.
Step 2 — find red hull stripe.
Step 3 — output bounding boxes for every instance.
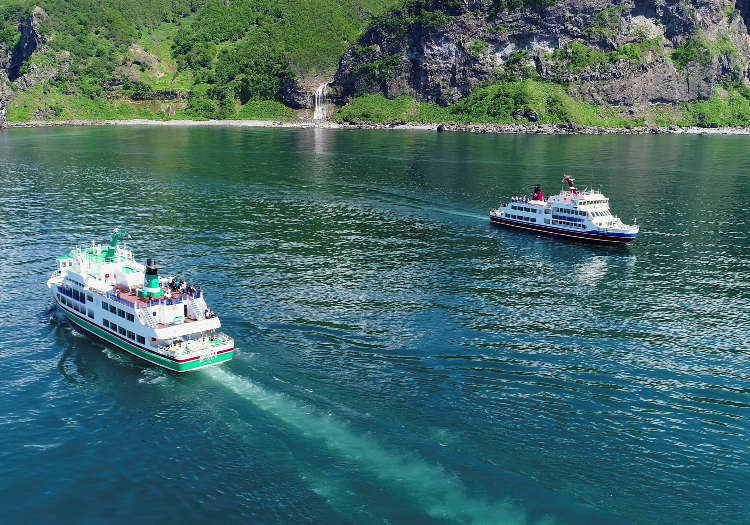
[489,216,636,243]
[55,297,233,363]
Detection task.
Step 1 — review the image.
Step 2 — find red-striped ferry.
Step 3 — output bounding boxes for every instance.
[490,176,639,244]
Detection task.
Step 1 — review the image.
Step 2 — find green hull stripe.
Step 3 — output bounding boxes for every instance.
[61,308,233,372]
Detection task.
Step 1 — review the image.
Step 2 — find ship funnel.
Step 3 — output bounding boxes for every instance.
[532,184,544,201]
[141,258,164,299]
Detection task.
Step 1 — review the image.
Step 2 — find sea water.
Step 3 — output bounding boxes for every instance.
[0,126,748,524]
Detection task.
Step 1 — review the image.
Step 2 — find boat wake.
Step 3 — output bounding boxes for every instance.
[207,367,543,525]
[359,187,488,222]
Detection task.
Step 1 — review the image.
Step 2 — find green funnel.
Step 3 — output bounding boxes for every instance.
[142,259,163,299]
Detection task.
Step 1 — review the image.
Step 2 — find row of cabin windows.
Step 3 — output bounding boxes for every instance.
[58,294,95,318]
[102,319,143,343]
[63,287,94,305]
[552,220,587,229]
[554,207,611,219]
[101,302,135,322]
[553,207,588,216]
[66,278,84,288]
[509,214,537,223]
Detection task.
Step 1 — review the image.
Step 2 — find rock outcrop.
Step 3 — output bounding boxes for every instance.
[1,7,63,108]
[333,0,750,109]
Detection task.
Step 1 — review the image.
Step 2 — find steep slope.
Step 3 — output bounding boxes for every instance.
[0,0,396,121]
[333,0,750,124]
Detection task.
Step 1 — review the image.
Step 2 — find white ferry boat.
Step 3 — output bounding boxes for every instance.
[490,176,639,244]
[47,230,234,372]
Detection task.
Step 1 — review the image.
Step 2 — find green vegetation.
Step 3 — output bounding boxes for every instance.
[0,2,30,49]
[670,39,713,70]
[470,40,489,57]
[669,37,735,70]
[352,54,402,87]
[680,83,750,127]
[336,79,635,127]
[335,93,448,122]
[3,0,749,129]
[490,0,556,14]
[2,0,399,121]
[586,6,626,38]
[554,38,662,72]
[335,80,750,129]
[365,0,456,44]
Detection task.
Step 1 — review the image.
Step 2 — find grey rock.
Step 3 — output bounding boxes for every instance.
[333,0,750,111]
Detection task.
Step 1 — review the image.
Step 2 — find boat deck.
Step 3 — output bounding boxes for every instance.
[105,286,205,328]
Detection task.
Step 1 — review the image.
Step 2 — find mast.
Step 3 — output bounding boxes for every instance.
[562,176,579,195]
[103,228,131,260]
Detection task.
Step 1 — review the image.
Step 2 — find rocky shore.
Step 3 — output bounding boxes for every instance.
[6,117,750,135]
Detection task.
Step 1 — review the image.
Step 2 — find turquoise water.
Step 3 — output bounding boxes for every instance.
[1,126,748,524]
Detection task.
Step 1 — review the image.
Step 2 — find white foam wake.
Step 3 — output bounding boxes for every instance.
[207,367,544,524]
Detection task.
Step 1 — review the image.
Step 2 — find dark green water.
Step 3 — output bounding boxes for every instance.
[1,126,749,525]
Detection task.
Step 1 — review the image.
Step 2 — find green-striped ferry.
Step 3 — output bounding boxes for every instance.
[47,230,234,372]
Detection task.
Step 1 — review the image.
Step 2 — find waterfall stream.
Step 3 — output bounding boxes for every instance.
[313,83,328,121]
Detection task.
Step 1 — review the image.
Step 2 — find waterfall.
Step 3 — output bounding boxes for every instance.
[313,83,328,121]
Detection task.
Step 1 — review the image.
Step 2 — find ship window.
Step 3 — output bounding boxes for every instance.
[102,303,108,311]
[118,326,126,336]
[582,225,587,229]
[544,219,550,224]
[103,319,110,328]
[88,309,95,318]
[118,308,125,318]
[127,331,135,340]
[137,335,146,344]
[126,313,134,322]
[110,322,117,332]
[552,220,558,225]
[109,304,117,313]
[544,209,550,214]
[87,295,93,302]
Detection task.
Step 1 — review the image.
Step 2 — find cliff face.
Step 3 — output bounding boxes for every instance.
[1,7,58,109]
[333,0,750,108]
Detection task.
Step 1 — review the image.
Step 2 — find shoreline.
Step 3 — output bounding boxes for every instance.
[4,118,750,135]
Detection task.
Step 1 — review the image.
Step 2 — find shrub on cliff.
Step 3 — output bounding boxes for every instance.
[0,3,30,49]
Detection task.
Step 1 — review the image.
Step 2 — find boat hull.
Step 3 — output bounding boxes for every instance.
[490,215,637,244]
[57,301,233,372]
